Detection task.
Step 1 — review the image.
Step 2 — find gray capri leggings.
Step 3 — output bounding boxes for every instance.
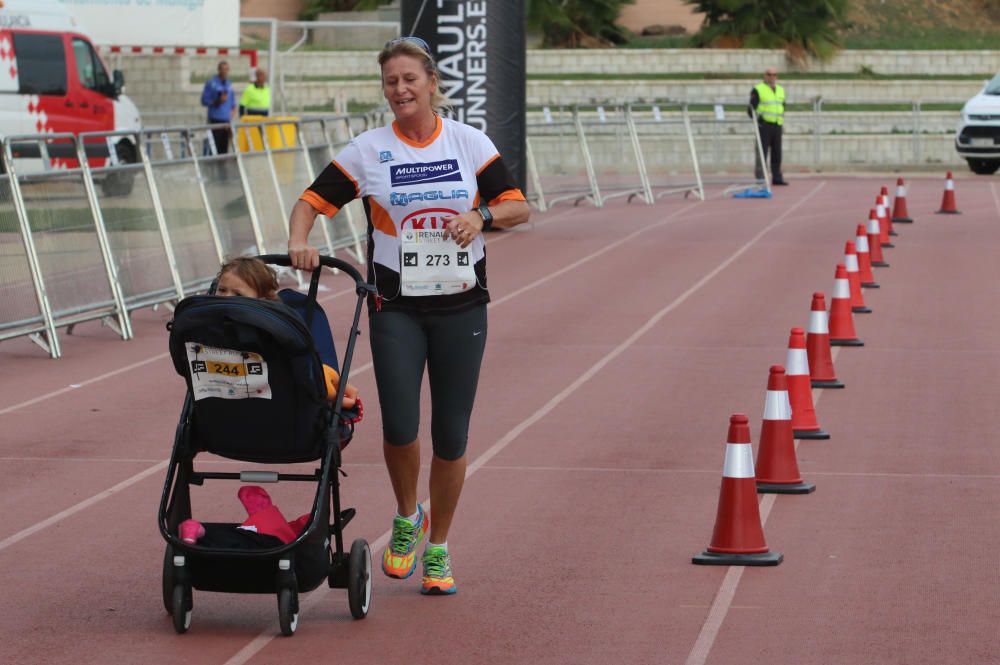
[369,305,487,461]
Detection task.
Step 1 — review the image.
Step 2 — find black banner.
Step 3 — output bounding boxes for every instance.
[401,0,527,193]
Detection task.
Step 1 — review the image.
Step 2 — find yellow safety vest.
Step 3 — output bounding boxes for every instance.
[754,82,784,126]
[240,84,271,112]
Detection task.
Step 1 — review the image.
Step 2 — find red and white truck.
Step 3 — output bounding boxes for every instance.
[0,0,141,190]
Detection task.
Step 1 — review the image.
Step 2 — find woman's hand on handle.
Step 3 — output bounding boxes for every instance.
[288,242,320,271]
[288,199,322,270]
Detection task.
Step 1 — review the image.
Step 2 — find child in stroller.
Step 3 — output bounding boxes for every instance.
[159,254,375,636]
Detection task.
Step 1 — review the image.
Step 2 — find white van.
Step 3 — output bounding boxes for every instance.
[955,73,1000,175]
[0,0,142,192]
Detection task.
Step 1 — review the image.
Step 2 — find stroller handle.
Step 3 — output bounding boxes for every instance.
[257,254,372,294]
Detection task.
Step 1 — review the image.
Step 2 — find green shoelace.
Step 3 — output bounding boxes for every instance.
[423,547,451,578]
[390,515,419,554]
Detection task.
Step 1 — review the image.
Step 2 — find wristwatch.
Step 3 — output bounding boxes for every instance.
[476,203,493,231]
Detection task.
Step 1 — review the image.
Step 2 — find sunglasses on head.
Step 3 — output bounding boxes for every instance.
[385,35,432,54]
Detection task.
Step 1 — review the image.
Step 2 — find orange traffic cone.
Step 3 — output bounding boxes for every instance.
[867,209,890,267]
[855,224,880,288]
[844,241,871,314]
[829,264,864,347]
[786,327,831,439]
[876,197,894,248]
[880,187,898,238]
[693,414,783,566]
[806,292,844,389]
[756,366,816,494]
[892,178,913,223]
[936,171,961,214]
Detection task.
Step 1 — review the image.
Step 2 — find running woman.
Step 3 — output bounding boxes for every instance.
[287,36,530,595]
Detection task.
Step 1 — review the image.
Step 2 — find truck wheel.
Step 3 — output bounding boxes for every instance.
[966,158,1000,175]
[101,140,137,197]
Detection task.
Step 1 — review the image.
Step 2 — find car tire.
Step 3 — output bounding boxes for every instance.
[966,158,1000,175]
[101,139,137,197]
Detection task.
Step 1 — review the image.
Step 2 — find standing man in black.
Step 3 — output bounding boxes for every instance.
[749,68,788,186]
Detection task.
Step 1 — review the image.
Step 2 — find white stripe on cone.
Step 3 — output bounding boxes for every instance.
[786,347,809,376]
[808,309,829,334]
[722,443,755,479]
[845,253,860,272]
[946,179,955,191]
[867,215,881,236]
[833,276,850,299]
[896,184,906,197]
[763,390,791,420]
[856,233,870,252]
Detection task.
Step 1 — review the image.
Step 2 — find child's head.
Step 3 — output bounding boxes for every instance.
[216,257,278,300]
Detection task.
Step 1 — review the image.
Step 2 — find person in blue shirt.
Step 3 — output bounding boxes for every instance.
[200,61,236,154]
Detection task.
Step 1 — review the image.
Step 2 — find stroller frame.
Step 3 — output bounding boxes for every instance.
[158,255,376,636]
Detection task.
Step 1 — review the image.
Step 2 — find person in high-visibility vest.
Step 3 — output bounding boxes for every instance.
[748,68,788,186]
[239,68,271,117]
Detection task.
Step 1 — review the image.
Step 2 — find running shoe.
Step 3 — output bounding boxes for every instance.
[381,505,428,579]
[420,545,457,595]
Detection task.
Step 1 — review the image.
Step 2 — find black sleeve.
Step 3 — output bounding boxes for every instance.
[476,155,519,205]
[304,161,359,212]
[748,89,759,119]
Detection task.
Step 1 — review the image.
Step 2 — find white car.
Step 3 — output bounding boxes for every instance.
[956,73,1000,175]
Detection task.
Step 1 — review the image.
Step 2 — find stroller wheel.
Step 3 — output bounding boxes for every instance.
[348,539,372,619]
[278,588,298,636]
[171,585,192,634]
[162,545,175,615]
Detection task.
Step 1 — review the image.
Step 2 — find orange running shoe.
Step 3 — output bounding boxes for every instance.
[421,546,456,595]
[381,505,428,579]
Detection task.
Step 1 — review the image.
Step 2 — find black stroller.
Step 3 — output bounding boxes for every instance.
[159,255,375,636]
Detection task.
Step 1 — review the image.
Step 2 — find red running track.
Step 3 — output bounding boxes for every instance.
[1,174,999,665]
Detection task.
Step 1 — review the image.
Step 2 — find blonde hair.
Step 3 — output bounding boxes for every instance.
[378,39,451,115]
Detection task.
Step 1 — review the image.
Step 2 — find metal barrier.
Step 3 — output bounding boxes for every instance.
[682,102,768,196]
[526,107,602,209]
[84,129,187,309]
[1,134,131,358]
[629,102,704,201]
[141,127,226,292]
[189,123,265,258]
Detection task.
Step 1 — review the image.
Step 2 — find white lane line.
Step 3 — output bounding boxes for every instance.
[222,185,824,665]
[0,353,172,417]
[685,343,841,665]
[0,460,168,553]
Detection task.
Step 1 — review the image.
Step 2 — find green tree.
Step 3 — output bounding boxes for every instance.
[684,0,850,60]
[527,0,636,48]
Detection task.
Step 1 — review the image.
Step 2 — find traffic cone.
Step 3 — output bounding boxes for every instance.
[855,224,880,288]
[829,264,864,347]
[875,197,894,248]
[756,366,816,494]
[692,414,783,566]
[786,327,831,439]
[867,209,889,267]
[844,241,871,314]
[892,178,913,223]
[936,171,961,214]
[880,187,898,237]
[806,292,844,389]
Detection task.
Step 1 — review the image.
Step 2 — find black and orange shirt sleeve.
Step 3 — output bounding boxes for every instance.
[299,140,363,217]
[468,132,525,207]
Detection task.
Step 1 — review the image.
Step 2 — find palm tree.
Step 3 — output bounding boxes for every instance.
[685,0,850,60]
[527,0,636,48]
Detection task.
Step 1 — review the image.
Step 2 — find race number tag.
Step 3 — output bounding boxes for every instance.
[399,228,476,296]
[185,342,272,400]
